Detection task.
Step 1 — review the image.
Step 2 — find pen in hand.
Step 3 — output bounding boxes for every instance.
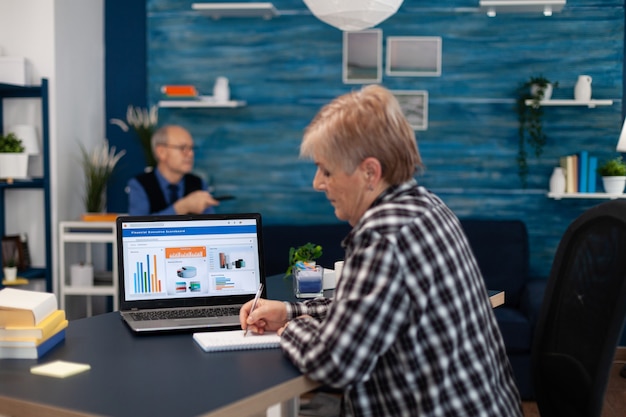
[244,283,263,337]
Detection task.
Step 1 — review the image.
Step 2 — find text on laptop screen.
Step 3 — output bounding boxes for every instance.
[120,218,260,302]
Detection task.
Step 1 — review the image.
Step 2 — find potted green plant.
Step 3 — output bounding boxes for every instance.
[110,105,158,168]
[0,132,28,181]
[286,242,323,276]
[2,257,18,282]
[597,156,626,194]
[515,76,559,187]
[79,140,126,213]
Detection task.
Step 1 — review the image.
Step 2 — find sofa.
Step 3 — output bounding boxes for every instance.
[262,219,546,399]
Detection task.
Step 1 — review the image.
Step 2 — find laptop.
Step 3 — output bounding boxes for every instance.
[116,213,266,333]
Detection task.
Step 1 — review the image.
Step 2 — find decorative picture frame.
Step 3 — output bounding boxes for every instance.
[386,36,442,77]
[393,90,429,131]
[1,235,26,270]
[343,29,383,84]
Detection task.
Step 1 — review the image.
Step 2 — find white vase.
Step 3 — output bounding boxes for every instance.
[549,167,566,194]
[3,266,17,282]
[213,76,230,103]
[602,176,626,194]
[574,75,592,101]
[70,263,94,287]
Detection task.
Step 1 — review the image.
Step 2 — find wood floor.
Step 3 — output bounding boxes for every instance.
[522,359,626,417]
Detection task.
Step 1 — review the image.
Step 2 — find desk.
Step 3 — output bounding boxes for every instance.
[0,312,319,417]
[0,274,503,417]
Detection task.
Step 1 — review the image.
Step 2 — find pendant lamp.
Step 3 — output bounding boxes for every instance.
[303,0,404,32]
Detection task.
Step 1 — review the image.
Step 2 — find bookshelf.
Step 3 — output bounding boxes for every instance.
[524,99,613,108]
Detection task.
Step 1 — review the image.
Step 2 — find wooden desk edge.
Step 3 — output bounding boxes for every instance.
[489,291,505,308]
[196,375,321,417]
[0,395,103,417]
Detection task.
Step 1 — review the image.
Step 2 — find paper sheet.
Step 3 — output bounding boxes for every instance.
[30,360,91,378]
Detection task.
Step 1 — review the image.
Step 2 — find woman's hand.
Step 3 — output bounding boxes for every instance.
[239,298,288,334]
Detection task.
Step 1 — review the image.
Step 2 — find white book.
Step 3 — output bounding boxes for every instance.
[0,288,58,327]
[193,330,281,352]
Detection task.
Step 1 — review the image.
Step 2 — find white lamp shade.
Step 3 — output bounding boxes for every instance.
[303,0,404,32]
[8,124,40,155]
[617,118,626,152]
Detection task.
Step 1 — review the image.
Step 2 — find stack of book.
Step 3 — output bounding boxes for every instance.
[160,84,199,99]
[0,288,67,359]
[559,151,599,193]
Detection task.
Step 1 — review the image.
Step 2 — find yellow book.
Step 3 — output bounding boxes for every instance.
[0,320,68,347]
[0,310,66,340]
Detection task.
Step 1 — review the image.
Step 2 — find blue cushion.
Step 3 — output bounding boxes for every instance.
[460,219,529,306]
[493,307,532,352]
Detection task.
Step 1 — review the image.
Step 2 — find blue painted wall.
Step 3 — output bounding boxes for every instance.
[108,0,624,285]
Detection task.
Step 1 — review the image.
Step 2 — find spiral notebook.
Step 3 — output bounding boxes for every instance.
[193,330,281,352]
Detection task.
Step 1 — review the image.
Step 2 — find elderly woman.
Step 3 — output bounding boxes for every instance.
[240,85,522,416]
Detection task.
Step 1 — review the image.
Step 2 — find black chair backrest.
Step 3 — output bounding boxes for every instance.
[532,200,626,417]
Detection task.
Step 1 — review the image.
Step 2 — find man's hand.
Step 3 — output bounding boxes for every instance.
[173,190,219,214]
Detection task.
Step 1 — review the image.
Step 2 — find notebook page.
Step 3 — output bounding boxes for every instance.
[193,330,281,352]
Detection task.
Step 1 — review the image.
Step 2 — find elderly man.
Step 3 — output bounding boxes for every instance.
[127,125,218,215]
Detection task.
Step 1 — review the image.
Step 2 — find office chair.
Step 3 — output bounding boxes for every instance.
[531,200,626,417]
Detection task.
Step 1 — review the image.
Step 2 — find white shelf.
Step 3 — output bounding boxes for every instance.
[525,99,614,108]
[58,221,118,316]
[158,98,246,108]
[63,285,116,296]
[547,192,626,200]
[191,2,278,19]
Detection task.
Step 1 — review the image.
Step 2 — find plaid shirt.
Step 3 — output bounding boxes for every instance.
[280,179,522,416]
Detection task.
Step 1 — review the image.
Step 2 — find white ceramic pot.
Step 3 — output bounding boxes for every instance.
[531,83,553,100]
[0,153,28,179]
[3,266,17,282]
[602,176,626,194]
[70,263,94,287]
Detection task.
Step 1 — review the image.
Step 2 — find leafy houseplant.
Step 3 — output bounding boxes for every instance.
[0,132,25,153]
[0,132,28,181]
[110,105,158,168]
[80,140,126,213]
[286,242,323,276]
[597,156,626,177]
[515,76,559,187]
[597,156,626,194]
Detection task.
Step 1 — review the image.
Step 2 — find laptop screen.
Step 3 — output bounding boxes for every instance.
[116,213,265,311]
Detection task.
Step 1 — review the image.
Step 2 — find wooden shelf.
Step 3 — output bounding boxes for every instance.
[525,99,614,108]
[547,192,626,200]
[158,97,246,108]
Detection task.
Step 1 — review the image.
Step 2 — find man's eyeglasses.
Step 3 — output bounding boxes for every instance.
[160,144,197,153]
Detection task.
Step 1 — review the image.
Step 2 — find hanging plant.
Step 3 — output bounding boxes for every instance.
[515,76,559,187]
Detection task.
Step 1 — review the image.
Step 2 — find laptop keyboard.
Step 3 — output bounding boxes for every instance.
[129,306,241,321]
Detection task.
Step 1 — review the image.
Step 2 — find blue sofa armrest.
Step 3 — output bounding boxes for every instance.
[519,278,548,327]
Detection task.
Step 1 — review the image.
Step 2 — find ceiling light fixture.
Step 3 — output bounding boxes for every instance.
[303,0,404,32]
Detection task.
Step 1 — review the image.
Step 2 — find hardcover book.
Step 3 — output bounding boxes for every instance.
[0,329,65,359]
[0,320,68,347]
[0,309,66,340]
[0,288,58,327]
